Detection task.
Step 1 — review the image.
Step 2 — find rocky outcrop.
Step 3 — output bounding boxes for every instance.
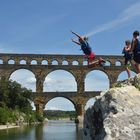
[83,74,140,140]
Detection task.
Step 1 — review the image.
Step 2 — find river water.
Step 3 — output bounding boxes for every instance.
[0,120,82,140]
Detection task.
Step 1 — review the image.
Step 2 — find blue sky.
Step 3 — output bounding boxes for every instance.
[0,0,140,55]
[1,0,139,111]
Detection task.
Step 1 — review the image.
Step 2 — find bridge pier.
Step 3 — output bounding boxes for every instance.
[35,103,45,115]
[35,69,46,93]
[0,69,11,81]
[76,104,84,116]
[75,71,85,94]
[36,79,44,93]
[75,103,85,127]
[108,72,119,88]
[34,97,46,115]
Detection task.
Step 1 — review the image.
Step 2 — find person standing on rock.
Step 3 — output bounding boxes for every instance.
[122,40,133,78]
[131,30,140,73]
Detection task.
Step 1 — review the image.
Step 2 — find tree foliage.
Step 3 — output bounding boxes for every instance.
[0,79,44,124]
[0,79,32,112]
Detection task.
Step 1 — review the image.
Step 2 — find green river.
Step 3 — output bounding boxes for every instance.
[0,120,82,140]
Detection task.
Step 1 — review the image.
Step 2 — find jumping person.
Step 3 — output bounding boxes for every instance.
[71,31,105,67]
[131,30,140,73]
[122,40,132,78]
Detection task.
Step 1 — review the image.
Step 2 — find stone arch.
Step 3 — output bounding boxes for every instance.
[31,60,37,65]
[26,99,36,110]
[19,59,26,65]
[105,60,111,66]
[41,60,48,65]
[9,68,36,91]
[84,97,96,110]
[45,97,76,111]
[72,60,79,65]
[30,100,36,110]
[115,60,122,66]
[8,59,15,64]
[117,70,137,81]
[51,60,58,65]
[43,69,77,92]
[83,60,88,66]
[0,59,3,64]
[85,70,109,91]
[62,60,68,65]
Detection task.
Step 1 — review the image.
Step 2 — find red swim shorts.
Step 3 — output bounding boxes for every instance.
[89,52,95,61]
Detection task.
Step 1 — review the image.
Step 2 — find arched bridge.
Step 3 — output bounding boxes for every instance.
[0,53,134,116]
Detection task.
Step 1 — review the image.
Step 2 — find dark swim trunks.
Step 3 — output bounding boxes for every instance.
[133,39,140,64]
[133,53,140,64]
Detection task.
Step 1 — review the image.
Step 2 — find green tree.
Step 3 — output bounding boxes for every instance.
[0,79,42,124]
[0,79,33,112]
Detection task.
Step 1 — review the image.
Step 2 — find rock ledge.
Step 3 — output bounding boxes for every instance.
[83,74,140,140]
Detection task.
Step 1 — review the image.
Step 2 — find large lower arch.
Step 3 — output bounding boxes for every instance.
[30,100,36,110]
[117,70,136,81]
[9,69,36,92]
[44,97,77,120]
[45,97,76,111]
[43,70,77,92]
[85,70,109,91]
[85,97,96,110]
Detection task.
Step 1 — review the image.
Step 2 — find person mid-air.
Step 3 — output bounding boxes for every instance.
[71,31,105,67]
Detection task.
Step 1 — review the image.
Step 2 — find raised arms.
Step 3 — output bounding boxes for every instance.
[71,31,84,40]
[71,39,81,45]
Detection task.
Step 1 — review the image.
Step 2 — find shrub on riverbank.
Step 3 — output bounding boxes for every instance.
[0,108,44,125]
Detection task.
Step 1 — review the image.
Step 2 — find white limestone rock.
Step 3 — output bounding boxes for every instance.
[83,74,140,140]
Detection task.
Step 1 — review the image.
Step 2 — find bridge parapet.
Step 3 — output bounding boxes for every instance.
[0,53,125,67]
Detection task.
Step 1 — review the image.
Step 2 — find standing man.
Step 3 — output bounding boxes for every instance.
[131,30,140,73]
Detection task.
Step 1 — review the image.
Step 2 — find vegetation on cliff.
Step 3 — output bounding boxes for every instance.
[113,74,140,91]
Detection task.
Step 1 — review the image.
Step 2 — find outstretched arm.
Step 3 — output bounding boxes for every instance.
[71,39,81,45]
[71,31,83,40]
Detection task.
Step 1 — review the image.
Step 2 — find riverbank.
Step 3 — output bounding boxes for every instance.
[0,124,19,130]
[0,120,48,130]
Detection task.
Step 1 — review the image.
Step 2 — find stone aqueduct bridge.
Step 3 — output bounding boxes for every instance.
[0,53,135,117]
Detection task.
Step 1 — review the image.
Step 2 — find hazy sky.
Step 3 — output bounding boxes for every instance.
[1,0,139,110]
